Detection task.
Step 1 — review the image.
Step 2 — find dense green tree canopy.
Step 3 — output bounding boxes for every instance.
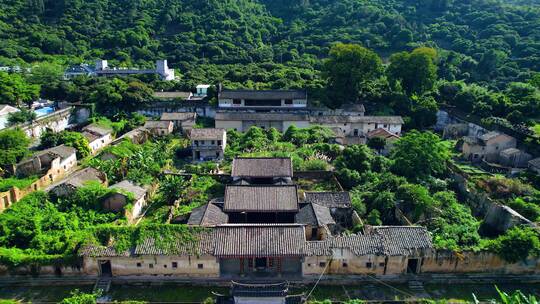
[322,43,383,107]
[390,130,450,181]
[0,72,40,106]
[0,129,30,170]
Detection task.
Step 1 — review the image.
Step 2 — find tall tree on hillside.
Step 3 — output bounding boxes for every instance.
[390,130,450,181]
[0,72,40,106]
[322,43,383,108]
[387,47,438,95]
[0,129,31,170]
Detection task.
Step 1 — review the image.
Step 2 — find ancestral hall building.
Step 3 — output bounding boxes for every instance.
[79,157,540,280]
[214,88,403,144]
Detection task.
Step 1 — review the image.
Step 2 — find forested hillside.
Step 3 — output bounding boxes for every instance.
[1,0,539,89]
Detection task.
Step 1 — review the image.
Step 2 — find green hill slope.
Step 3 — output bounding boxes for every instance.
[0,0,539,87]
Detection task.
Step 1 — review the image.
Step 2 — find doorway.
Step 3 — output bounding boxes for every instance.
[99,260,112,277]
[255,258,267,269]
[406,258,419,274]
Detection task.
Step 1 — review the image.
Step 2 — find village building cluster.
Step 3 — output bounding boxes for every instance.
[80,157,540,279]
[1,85,540,289]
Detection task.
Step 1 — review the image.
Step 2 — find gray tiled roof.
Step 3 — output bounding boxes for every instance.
[296,203,335,227]
[529,157,540,168]
[215,112,310,122]
[305,234,384,256]
[63,167,106,188]
[39,144,77,161]
[188,203,229,226]
[369,226,433,256]
[160,112,197,121]
[190,128,226,140]
[305,226,433,257]
[134,231,215,255]
[213,224,306,257]
[83,124,113,136]
[109,180,147,201]
[304,192,352,209]
[219,90,307,100]
[81,229,215,257]
[153,92,192,99]
[231,157,293,178]
[144,120,173,129]
[81,225,433,258]
[224,185,298,212]
[342,103,366,113]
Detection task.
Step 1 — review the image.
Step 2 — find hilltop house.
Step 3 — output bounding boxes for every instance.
[160,112,197,133]
[15,145,77,178]
[144,120,174,136]
[190,128,227,161]
[366,128,401,155]
[218,89,308,110]
[195,85,211,98]
[103,180,148,222]
[462,132,517,163]
[498,148,532,168]
[0,105,19,130]
[82,124,113,154]
[49,167,107,198]
[65,60,175,81]
[213,89,403,141]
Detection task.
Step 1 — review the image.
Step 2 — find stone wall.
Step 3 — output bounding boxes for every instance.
[0,264,84,277]
[83,255,220,277]
[7,106,89,139]
[451,172,533,233]
[0,163,76,212]
[421,251,540,275]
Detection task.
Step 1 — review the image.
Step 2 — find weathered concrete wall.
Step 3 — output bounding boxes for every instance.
[452,172,532,232]
[9,108,71,139]
[0,159,77,212]
[421,251,540,275]
[83,255,220,277]
[0,264,84,277]
[304,252,387,276]
[138,103,215,118]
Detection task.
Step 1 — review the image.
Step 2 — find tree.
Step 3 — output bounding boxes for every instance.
[489,227,540,263]
[6,108,36,126]
[0,72,40,106]
[335,144,374,173]
[28,62,64,85]
[367,209,382,225]
[40,131,91,158]
[396,183,436,221]
[531,73,540,90]
[0,129,30,169]
[61,290,99,304]
[390,131,450,181]
[387,47,438,95]
[408,95,438,129]
[322,43,383,108]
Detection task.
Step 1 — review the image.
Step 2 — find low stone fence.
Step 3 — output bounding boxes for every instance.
[0,166,76,213]
[451,171,533,234]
